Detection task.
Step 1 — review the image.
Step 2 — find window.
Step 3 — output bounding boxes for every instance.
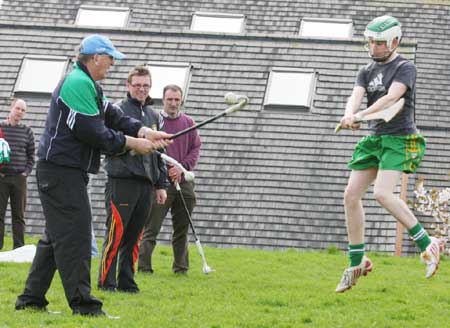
[147,62,191,100]
[299,18,353,39]
[15,56,68,93]
[264,68,316,110]
[75,5,130,27]
[191,12,245,33]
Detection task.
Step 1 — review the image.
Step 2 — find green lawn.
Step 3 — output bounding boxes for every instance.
[0,235,449,328]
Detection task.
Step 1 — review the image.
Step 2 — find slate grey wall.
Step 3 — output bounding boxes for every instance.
[0,0,449,255]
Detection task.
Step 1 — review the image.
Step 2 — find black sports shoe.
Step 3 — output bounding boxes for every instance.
[117,287,140,293]
[72,308,106,316]
[15,303,47,312]
[98,285,117,292]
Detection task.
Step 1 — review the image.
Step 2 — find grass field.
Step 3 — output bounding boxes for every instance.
[0,236,449,328]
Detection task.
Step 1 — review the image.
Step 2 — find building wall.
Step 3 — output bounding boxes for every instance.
[0,1,449,254]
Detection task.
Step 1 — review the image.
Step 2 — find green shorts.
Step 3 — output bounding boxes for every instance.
[348,134,426,173]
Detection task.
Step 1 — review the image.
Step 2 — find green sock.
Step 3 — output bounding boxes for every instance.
[349,244,365,267]
[408,223,431,252]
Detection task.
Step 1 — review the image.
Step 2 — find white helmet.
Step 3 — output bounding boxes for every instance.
[364,16,402,61]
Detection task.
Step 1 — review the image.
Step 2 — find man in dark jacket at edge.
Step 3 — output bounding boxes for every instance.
[98,65,169,293]
[15,35,171,316]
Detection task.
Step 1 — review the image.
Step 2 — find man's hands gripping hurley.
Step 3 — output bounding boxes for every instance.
[125,127,172,155]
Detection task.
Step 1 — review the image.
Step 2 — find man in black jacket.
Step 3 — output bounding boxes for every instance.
[98,66,169,292]
[15,35,171,316]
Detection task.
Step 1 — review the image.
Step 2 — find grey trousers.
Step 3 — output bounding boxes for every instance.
[138,181,196,273]
[0,174,27,249]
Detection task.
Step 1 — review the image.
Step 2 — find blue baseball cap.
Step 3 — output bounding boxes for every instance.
[79,34,125,60]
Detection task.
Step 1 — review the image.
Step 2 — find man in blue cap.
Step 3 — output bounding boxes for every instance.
[15,34,172,316]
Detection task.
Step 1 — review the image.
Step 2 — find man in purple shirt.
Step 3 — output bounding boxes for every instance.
[138,84,201,274]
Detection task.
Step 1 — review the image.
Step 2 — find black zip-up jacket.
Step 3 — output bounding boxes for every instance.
[103,94,169,189]
[37,62,143,173]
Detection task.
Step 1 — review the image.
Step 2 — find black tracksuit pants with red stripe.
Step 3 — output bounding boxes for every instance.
[98,177,153,292]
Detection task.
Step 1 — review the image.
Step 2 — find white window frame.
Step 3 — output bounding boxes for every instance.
[264,67,317,111]
[14,56,68,94]
[299,18,353,39]
[147,62,192,101]
[75,5,130,28]
[191,11,245,33]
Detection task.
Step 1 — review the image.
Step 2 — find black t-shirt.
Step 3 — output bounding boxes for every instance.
[356,55,417,135]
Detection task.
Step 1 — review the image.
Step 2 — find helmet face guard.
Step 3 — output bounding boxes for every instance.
[364,16,402,62]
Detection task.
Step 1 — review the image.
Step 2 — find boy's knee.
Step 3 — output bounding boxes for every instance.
[344,188,361,207]
[373,189,389,205]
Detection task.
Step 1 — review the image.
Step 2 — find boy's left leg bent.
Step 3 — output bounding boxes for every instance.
[373,170,418,229]
[375,135,442,278]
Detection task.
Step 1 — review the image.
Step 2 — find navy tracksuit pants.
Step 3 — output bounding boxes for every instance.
[16,161,102,314]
